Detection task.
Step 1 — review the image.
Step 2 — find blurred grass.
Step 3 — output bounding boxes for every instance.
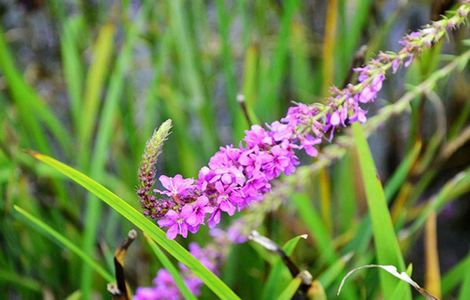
[0,1,469,299]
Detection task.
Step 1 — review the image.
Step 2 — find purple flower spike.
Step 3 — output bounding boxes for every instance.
[138,1,470,239]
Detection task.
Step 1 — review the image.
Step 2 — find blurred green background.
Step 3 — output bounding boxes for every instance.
[1,0,470,299]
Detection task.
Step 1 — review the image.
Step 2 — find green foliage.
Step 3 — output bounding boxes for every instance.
[145,234,197,300]
[31,152,239,300]
[1,1,469,299]
[352,123,411,300]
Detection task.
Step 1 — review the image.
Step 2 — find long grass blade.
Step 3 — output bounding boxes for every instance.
[457,258,470,300]
[276,276,301,300]
[442,251,470,296]
[77,24,115,168]
[292,192,336,264]
[352,123,410,300]
[31,152,240,300]
[13,205,114,282]
[144,234,197,300]
[0,26,71,153]
[261,234,307,300]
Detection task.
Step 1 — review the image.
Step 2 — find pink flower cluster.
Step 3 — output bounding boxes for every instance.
[135,242,222,300]
[154,120,302,239]
[153,77,385,239]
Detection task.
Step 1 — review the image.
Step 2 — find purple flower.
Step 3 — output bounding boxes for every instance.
[404,54,414,67]
[186,196,213,227]
[135,269,181,300]
[392,58,401,73]
[244,125,273,147]
[268,121,294,142]
[157,205,194,239]
[299,134,321,157]
[155,175,195,198]
[135,239,225,299]
[263,144,298,178]
[187,242,218,272]
[214,181,237,216]
[134,287,159,300]
[207,209,222,228]
[330,111,341,126]
[184,276,203,296]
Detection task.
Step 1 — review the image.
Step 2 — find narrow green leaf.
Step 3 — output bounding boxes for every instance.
[257,0,301,119]
[61,16,84,130]
[352,123,410,300]
[442,251,470,296]
[318,253,353,289]
[289,21,318,100]
[261,234,307,300]
[78,23,115,168]
[336,154,357,232]
[168,0,217,155]
[145,234,197,300]
[406,167,470,237]
[276,276,301,300]
[214,0,245,139]
[241,44,260,125]
[0,26,71,153]
[31,152,239,300]
[13,205,114,282]
[81,16,142,297]
[336,0,372,80]
[0,270,42,292]
[384,141,422,201]
[292,192,336,263]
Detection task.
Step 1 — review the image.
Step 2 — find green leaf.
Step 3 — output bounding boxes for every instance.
[351,123,411,300]
[168,0,217,156]
[457,253,470,299]
[257,0,301,119]
[405,167,470,237]
[13,205,114,282]
[61,16,84,130]
[144,234,197,300]
[0,269,43,293]
[78,23,115,168]
[31,152,239,300]
[292,192,336,263]
[442,251,470,296]
[261,234,307,300]
[318,253,353,289]
[384,141,422,201]
[0,26,71,153]
[276,276,301,300]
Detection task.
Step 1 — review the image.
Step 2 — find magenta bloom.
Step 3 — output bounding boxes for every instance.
[186,196,213,227]
[157,205,194,239]
[244,125,273,147]
[155,175,195,198]
[135,269,181,300]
